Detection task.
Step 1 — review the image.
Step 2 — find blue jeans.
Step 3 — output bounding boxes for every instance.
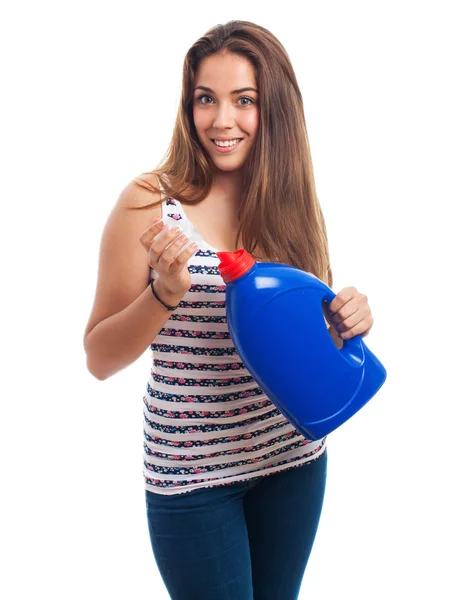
[145,449,328,600]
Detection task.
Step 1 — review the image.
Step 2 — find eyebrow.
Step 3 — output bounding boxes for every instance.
[194,85,259,94]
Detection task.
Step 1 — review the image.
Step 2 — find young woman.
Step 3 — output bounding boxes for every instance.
[84,20,374,600]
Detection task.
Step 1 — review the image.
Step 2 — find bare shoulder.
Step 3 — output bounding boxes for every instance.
[117,172,164,215]
[83,173,164,342]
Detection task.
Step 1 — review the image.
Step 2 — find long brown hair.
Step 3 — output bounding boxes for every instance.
[132,20,333,287]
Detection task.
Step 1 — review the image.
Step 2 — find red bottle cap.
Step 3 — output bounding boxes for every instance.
[217,249,256,282]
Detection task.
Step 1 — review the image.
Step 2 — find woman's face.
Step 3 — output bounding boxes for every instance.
[192,52,260,172]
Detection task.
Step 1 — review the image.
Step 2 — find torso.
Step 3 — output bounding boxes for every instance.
[139,173,260,256]
[181,198,243,253]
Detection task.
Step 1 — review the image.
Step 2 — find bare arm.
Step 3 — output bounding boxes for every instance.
[83,177,185,380]
[84,279,184,380]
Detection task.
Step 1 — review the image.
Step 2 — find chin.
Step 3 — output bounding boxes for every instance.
[213,156,247,168]
[214,164,245,173]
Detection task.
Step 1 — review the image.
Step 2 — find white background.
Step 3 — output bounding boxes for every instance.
[2,1,465,598]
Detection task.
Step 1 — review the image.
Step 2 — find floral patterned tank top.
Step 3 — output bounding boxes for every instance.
[143,190,327,495]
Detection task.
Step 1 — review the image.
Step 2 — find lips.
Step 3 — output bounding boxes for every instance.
[210,138,244,153]
[211,138,243,144]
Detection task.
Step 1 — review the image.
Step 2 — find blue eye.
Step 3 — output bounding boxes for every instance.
[197,94,213,105]
[196,94,255,106]
[239,97,254,106]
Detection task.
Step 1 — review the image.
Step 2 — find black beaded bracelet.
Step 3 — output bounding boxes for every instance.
[150,279,180,311]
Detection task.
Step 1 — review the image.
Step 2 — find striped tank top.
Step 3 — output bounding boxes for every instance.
[143,192,327,496]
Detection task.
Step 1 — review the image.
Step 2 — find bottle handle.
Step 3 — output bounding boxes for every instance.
[322,295,364,368]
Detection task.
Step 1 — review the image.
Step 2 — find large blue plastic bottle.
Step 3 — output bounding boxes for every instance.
[217,249,387,440]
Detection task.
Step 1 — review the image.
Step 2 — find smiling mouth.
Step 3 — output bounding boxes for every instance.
[211,138,243,146]
[209,138,244,153]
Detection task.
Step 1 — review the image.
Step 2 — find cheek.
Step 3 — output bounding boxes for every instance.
[242,109,260,135]
[192,108,210,133]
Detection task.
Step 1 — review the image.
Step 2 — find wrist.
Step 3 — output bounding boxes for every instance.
[150,278,185,310]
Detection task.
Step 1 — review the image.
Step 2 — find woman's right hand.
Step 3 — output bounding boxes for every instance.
[139,218,198,299]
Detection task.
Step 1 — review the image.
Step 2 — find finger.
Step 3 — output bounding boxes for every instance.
[148,226,182,256]
[331,301,360,327]
[336,310,365,332]
[339,318,369,340]
[330,293,367,325]
[167,242,199,274]
[157,234,190,268]
[322,301,336,327]
[328,287,359,316]
[139,219,165,250]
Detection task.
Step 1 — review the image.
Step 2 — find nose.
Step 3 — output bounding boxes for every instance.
[212,102,236,130]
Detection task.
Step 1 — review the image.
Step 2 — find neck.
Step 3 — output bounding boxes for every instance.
[211,169,245,207]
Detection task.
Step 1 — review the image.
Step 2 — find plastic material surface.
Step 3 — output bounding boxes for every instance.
[217,250,387,440]
[153,215,204,257]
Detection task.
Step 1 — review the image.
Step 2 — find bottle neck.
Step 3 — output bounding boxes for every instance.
[217,250,256,283]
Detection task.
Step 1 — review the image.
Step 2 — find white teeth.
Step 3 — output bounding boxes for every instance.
[213,138,241,147]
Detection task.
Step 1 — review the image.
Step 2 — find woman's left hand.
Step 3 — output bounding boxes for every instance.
[323,286,374,340]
